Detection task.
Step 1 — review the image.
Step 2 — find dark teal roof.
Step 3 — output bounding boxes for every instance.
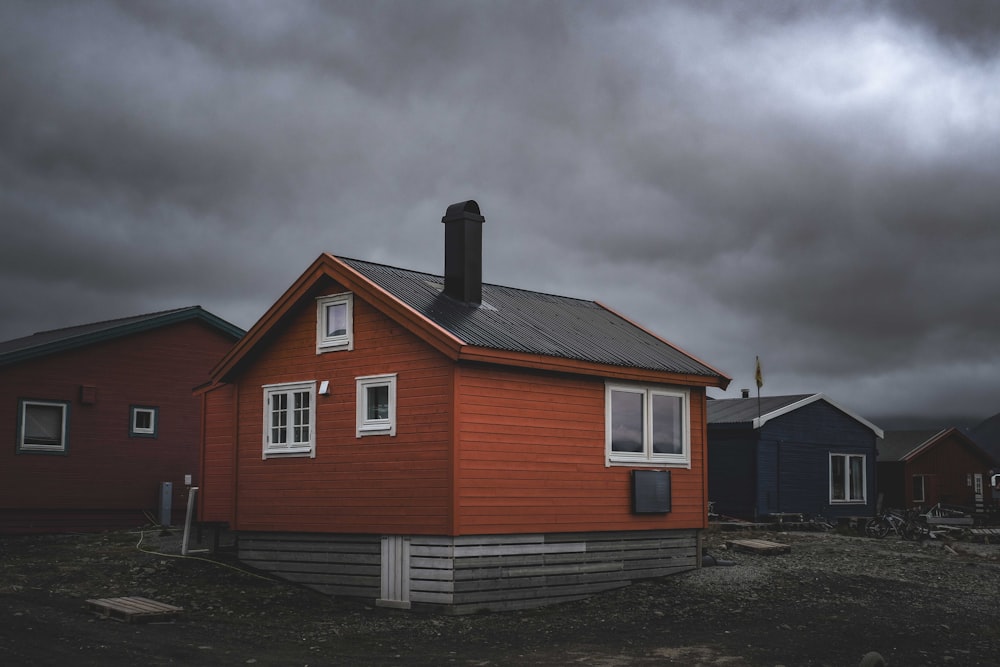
[707,393,884,437]
[0,306,245,367]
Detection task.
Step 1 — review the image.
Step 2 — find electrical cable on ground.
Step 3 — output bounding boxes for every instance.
[134,526,274,581]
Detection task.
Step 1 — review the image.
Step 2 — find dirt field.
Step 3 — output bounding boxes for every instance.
[2,526,999,666]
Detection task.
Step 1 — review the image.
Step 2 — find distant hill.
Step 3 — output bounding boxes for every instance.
[869,415,983,432]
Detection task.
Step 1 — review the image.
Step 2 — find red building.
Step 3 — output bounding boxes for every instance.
[200,200,730,613]
[877,428,997,515]
[0,307,244,533]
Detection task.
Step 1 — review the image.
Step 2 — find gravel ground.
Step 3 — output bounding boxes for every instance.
[1,526,999,666]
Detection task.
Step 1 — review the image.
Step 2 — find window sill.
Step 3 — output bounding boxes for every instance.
[17,446,67,455]
[317,342,351,354]
[263,448,315,459]
[357,428,394,438]
[607,458,690,469]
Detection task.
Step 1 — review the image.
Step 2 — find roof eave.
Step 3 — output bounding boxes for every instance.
[457,346,728,387]
[594,300,732,390]
[212,254,466,382]
[751,393,884,438]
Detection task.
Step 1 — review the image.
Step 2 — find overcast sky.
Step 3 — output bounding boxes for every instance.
[3,1,999,425]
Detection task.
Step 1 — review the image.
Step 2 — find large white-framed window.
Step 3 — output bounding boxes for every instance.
[356,373,397,437]
[606,383,689,467]
[129,406,159,438]
[830,453,866,503]
[18,399,70,454]
[263,381,316,459]
[316,293,353,353]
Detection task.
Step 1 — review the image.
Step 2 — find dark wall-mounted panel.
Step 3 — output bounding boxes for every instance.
[632,469,671,514]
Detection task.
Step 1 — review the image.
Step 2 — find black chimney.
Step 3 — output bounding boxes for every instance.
[441,200,485,304]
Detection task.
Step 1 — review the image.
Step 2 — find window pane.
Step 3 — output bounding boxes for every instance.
[134,411,151,430]
[651,394,682,455]
[912,476,924,502]
[849,456,865,501]
[293,391,310,444]
[831,456,845,500]
[367,385,389,420]
[271,393,287,444]
[326,303,347,338]
[24,404,64,445]
[610,390,643,453]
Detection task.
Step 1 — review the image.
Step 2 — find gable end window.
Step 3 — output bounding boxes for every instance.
[18,399,70,454]
[356,374,397,437]
[130,406,159,438]
[263,381,317,459]
[606,383,690,467]
[316,293,353,353]
[830,453,866,504]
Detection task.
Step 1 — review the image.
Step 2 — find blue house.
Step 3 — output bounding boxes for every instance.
[707,394,884,522]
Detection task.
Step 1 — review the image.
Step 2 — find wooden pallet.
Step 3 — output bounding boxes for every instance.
[85,596,183,623]
[725,539,791,555]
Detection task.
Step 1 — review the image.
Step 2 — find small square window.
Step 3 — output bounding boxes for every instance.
[316,293,353,353]
[357,374,397,437]
[18,399,70,454]
[130,406,159,438]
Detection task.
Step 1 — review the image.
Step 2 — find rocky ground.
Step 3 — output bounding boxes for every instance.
[2,525,999,666]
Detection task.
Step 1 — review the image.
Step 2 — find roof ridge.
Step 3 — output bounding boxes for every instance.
[27,306,200,338]
[336,255,598,305]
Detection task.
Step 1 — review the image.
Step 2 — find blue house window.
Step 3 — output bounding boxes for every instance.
[830,453,866,503]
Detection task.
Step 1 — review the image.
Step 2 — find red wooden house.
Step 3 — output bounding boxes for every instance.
[877,428,997,514]
[199,200,731,613]
[0,307,244,533]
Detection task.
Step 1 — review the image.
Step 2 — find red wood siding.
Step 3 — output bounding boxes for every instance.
[228,282,453,534]
[904,433,994,508]
[1,321,235,532]
[453,365,708,535]
[200,383,237,524]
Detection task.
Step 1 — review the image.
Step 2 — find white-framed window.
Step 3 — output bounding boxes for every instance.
[263,381,316,458]
[316,293,353,353]
[605,383,689,467]
[130,406,158,438]
[912,474,926,503]
[356,374,397,437]
[18,399,70,454]
[830,453,866,503]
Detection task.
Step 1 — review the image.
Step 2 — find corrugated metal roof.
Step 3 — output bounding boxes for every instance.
[0,306,245,367]
[339,256,724,378]
[707,395,814,424]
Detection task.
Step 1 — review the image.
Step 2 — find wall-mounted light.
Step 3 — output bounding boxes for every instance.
[319,380,330,396]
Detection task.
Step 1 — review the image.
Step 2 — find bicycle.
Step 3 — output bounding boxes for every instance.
[865,509,922,539]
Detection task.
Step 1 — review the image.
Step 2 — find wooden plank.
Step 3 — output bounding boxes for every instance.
[86,596,183,623]
[726,539,791,555]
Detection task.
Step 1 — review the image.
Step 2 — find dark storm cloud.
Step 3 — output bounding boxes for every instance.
[1,1,998,423]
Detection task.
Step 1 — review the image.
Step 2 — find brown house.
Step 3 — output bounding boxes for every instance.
[199,200,731,613]
[0,307,244,533]
[877,428,997,514]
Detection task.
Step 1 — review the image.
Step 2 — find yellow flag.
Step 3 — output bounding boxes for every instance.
[755,356,763,389]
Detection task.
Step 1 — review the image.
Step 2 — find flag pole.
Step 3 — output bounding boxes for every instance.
[754,356,763,427]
